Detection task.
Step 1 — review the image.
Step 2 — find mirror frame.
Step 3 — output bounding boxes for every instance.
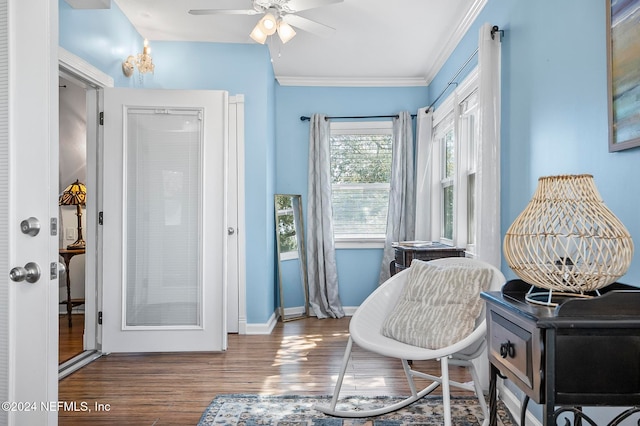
[274,194,309,322]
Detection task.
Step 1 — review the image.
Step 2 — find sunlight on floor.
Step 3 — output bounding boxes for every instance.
[272,334,321,366]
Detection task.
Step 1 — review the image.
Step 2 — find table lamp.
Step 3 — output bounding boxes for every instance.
[59,179,87,250]
[503,174,633,305]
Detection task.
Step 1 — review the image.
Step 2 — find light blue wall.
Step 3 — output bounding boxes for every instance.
[59,0,278,324]
[274,85,429,306]
[433,0,640,420]
[432,0,640,285]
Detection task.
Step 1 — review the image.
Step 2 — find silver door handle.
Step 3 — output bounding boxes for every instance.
[20,217,40,236]
[228,227,235,235]
[9,262,41,283]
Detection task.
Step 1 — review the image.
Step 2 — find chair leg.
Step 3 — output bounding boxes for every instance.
[440,356,452,426]
[468,361,490,425]
[328,336,353,411]
[401,359,418,397]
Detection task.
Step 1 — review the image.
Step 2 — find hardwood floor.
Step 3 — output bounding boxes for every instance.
[59,314,85,364]
[58,317,474,425]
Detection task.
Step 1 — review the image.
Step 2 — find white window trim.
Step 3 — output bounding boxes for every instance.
[330,120,393,249]
[330,120,394,134]
[430,67,479,251]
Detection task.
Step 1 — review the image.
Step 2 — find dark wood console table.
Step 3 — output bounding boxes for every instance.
[59,248,85,328]
[391,242,465,275]
[481,280,640,425]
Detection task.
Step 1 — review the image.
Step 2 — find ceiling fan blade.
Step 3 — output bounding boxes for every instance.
[282,14,335,38]
[285,0,343,13]
[188,9,261,16]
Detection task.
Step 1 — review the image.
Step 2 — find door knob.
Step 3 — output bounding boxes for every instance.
[228,227,236,235]
[9,262,41,283]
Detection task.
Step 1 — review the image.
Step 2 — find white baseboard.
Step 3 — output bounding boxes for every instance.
[342,306,357,316]
[244,312,278,335]
[499,382,542,426]
[243,306,356,335]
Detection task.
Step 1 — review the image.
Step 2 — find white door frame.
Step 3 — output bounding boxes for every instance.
[227,95,246,334]
[58,48,113,376]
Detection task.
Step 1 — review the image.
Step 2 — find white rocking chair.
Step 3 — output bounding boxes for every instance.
[314,257,506,425]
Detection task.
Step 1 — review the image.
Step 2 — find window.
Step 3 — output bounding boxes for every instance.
[459,90,479,250]
[434,112,455,243]
[430,69,479,253]
[329,121,393,245]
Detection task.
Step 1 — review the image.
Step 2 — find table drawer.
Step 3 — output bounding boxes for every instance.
[487,308,542,402]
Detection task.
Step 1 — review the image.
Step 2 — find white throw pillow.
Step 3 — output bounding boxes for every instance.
[380,260,492,349]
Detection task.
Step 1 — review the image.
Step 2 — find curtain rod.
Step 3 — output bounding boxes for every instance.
[300,114,416,122]
[426,25,503,113]
[425,47,478,113]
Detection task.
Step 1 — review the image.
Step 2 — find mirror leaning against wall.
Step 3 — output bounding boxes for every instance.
[274,194,309,321]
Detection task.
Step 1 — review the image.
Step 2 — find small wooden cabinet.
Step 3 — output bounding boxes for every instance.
[482,280,640,425]
[391,242,465,275]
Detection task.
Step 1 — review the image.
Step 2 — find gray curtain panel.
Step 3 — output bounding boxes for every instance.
[306,113,345,318]
[379,111,416,284]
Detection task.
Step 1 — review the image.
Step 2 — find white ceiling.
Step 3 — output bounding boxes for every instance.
[113,0,486,86]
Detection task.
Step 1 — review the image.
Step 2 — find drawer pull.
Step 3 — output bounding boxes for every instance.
[500,341,515,358]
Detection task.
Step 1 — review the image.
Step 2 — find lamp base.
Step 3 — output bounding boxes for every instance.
[66,239,85,250]
[525,286,599,307]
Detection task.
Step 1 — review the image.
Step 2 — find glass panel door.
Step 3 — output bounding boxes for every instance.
[125,109,202,328]
[102,88,227,353]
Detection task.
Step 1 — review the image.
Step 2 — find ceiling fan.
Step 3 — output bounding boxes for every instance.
[188,0,343,44]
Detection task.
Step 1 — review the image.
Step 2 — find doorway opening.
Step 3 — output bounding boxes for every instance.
[58,74,88,364]
[58,48,113,379]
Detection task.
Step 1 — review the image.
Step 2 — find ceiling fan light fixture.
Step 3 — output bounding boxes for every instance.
[258,12,278,35]
[277,20,296,44]
[250,24,268,44]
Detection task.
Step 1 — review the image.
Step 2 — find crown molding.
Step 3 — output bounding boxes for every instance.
[276,76,428,87]
[423,0,487,85]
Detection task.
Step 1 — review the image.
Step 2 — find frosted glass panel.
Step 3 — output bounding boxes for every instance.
[125,109,202,327]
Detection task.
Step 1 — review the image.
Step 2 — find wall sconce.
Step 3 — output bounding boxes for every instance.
[122,39,155,77]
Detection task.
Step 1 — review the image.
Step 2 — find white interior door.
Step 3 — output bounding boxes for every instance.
[2,0,58,424]
[102,88,228,353]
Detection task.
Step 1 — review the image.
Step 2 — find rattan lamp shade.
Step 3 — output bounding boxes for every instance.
[503,174,633,293]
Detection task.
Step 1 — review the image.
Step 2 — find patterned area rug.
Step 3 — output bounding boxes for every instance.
[197,394,515,425]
